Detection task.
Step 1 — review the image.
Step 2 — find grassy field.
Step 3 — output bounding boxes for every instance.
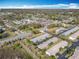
[0,43,33,59]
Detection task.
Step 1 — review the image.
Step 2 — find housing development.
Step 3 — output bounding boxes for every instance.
[0,9,79,59]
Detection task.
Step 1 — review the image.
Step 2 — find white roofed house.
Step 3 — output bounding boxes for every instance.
[13,20,22,25]
[62,26,79,36]
[69,31,79,41]
[37,37,59,49]
[30,33,51,43]
[56,27,66,34]
[45,41,68,56]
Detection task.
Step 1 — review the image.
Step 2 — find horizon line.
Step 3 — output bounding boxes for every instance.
[0,3,79,9]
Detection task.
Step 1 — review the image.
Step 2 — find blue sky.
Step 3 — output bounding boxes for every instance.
[0,0,79,9]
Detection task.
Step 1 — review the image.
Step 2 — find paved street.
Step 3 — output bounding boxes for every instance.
[58,39,79,59]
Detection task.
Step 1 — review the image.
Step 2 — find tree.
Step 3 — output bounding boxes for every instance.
[49,55,56,59]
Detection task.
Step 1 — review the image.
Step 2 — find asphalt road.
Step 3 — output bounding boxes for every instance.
[58,39,79,59]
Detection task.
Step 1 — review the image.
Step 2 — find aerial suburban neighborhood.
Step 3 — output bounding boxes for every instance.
[0,9,79,59]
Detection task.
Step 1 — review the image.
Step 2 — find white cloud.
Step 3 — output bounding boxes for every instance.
[0,3,79,9]
[68,3,79,9]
